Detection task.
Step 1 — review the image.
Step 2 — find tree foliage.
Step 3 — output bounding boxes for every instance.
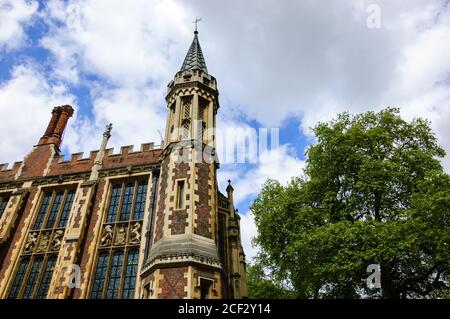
[246,262,294,299]
[251,108,450,298]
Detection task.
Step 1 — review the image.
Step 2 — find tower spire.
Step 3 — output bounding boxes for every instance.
[180,21,208,73]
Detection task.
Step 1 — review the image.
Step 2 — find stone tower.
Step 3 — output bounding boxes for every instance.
[140,29,225,299]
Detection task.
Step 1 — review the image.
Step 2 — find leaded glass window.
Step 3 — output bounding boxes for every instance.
[45,191,64,229]
[35,256,57,299]
[89,178,148,299]
[31,188,76,231]
[133,182,147,220]
[91,252,109,299]
[22,257,43,299]
[58,189,75,228]
[105,180,148,223]
[8,258,30,298]
[119,183,134,221]
[7,187,77,299]
[106,251,124,299]
[122,250,139,299]
[33,193,51,230]
[106,184,122,223]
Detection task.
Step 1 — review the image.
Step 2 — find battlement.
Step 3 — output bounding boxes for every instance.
[46,142,163,176]
[102,143,163,170]
[0,161,22,172]
[0,142,164,183]
[106,142,159,157]
[0,161,22,183]
[52,142,162,164]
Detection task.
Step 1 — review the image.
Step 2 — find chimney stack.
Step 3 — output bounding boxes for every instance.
[39,105,74,149]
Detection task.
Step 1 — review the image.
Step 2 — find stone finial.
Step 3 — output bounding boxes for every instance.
[104,123,113,138]
[90,122,112,181]
[226,179,234,193]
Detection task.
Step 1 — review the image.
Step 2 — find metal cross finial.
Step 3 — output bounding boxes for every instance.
[193,17,201,32]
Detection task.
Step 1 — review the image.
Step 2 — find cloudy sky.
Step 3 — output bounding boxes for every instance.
[1,0,450,262]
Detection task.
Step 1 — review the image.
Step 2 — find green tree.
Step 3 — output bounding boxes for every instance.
[251,108,450,299]
[246,262,294,299]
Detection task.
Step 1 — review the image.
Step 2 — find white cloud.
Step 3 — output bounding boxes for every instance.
[63,85,167,157]
[41,0,193,86]
[0,63,75,165]
[218,144,305,206]
[239,211,258,262]
[184,0,450,170]
[38,0,198,159]
[37,0,450,169]
[0,0,38,51]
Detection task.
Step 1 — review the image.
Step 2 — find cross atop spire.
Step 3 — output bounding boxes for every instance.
[193,17,201,33]
[180,25,208,74]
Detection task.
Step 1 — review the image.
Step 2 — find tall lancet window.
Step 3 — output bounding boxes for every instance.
[176,180,185,209]
[90,177,148,299]
[7,187,76,299]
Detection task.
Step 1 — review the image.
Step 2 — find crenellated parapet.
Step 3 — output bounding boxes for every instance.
[101,144,162,171]
[0,162,23,183]
[0,144,164,185]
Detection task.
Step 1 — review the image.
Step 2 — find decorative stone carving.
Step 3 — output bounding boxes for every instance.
[100,225,113,247]
[24,232,38,253]
[129,222,141,244]
[36,232,50,252]
[51,229,64,251]
[114,225,126,245]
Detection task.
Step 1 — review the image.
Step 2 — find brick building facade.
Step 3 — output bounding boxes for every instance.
[0,31,247,299]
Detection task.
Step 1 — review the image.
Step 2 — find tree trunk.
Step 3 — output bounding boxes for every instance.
[380,263,400,299]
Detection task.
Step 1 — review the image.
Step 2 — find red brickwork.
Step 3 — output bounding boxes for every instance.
[48,158,94,176]
[0,162,21,182]
[72,179,106,299]
[19,145,54,179]
[168,160,191,235]
[194,162,212,238]
[158,267,188,299]
[102,149,161,170]
[154,156,169,243]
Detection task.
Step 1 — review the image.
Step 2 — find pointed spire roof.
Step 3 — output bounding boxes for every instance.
[180,31,208,73]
